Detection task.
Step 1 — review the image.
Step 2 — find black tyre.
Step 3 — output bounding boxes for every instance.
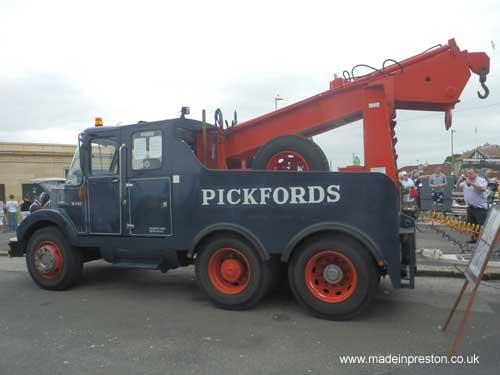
[195,235,271,310]
[288,236,378,320]
[253,135,329,171]
[26,227,83,290]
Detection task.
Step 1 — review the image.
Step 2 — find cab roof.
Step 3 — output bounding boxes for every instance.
[82,117,215,137]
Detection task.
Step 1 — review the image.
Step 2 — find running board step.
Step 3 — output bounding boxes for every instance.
[111,261,161,270]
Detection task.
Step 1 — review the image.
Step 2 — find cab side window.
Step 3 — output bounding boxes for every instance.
[132,130,163,170]
[90,138,119,176]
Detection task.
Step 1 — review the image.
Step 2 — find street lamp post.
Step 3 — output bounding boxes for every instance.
[451,129,456,174]
[451,130,456,160]
[274,95,283,111]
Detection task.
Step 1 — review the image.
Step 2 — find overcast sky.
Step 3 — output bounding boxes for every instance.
[1,0,499,169]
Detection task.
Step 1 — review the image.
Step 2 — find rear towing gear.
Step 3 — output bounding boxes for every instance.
[26,227,83,290]
[288,236,378,320]
[253,135,330,171]
[195,235,272,310]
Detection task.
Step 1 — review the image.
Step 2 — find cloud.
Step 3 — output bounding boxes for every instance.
[214,70,326,121]
[0,72,98,138]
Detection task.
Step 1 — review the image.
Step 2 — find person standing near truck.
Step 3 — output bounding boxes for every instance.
[414,171,424,210]
[429,167,447,207]
[19,196,31,221]
[399,171,416,209]
[456,168,488,244]
[5,195,19,233]
[485,169,499,207]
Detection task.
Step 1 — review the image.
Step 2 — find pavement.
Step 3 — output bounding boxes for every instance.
[1,227,500,374]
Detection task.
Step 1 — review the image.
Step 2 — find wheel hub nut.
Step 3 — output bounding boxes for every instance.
[220,259,243,283]
[36,248,55,272]
[323,264,343,284]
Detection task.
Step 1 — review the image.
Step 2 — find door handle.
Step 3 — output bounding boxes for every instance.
[160,201,168,208]
[111,178,119,183]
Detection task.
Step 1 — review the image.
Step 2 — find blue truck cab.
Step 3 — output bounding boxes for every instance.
[9,117,415,320]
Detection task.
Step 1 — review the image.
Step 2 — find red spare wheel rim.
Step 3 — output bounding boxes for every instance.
[33,241,64,279]
[304,251,358,303]
[208,248,251,294]
[265,151,310,171]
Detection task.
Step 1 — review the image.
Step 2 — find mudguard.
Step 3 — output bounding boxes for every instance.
[9,209,79,257]
[188,222,270,261]
[282,222,384,263]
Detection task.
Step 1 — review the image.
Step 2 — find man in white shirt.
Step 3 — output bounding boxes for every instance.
[455,168,488,243]
[5,195,19,233]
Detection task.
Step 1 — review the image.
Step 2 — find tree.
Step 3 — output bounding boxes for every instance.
[444,154,461,163]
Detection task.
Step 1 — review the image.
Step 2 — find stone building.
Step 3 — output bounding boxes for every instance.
[0,142,76,201]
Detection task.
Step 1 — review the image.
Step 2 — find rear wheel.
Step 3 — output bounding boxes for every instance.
[252,135,329,171]
[195,235,270,310]
[288,236,378,320]
[26,227,83,290]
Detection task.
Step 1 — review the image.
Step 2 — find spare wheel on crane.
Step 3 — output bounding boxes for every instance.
[252,135,329,171]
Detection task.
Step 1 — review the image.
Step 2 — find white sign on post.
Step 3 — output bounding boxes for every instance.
[465,207,500,283]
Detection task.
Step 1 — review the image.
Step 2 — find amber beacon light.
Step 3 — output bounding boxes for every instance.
[95,117,104,127]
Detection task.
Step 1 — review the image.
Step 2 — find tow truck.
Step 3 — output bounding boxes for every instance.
[9,39,490,319]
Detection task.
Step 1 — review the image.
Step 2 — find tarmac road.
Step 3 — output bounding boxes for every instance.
[0,257,499,375]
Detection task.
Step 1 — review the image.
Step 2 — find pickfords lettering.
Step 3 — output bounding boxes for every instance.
[201,185,341,206]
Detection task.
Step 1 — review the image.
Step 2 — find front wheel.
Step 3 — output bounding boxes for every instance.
[288,236,378,320]
[26,227,83,290]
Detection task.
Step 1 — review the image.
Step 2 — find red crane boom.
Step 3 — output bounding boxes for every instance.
[217,39,490,184]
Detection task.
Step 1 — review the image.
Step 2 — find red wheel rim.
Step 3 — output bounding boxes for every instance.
[304,251,358,303]
[208,248,251,294]
[33,241,63,279]
[265,151,310,171]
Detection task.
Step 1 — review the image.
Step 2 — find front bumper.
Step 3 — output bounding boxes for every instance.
[8,237,23,257]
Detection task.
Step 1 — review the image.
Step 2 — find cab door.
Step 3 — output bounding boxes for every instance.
[125,129,172,236]
[87,137,122,235]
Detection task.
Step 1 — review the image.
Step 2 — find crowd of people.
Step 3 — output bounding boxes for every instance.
[399,167,451,209]
[0,194,39,233]
[399,166,499,244]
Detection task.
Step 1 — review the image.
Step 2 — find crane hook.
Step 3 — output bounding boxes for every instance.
[214,108,224,130]
[477,75,489,99]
